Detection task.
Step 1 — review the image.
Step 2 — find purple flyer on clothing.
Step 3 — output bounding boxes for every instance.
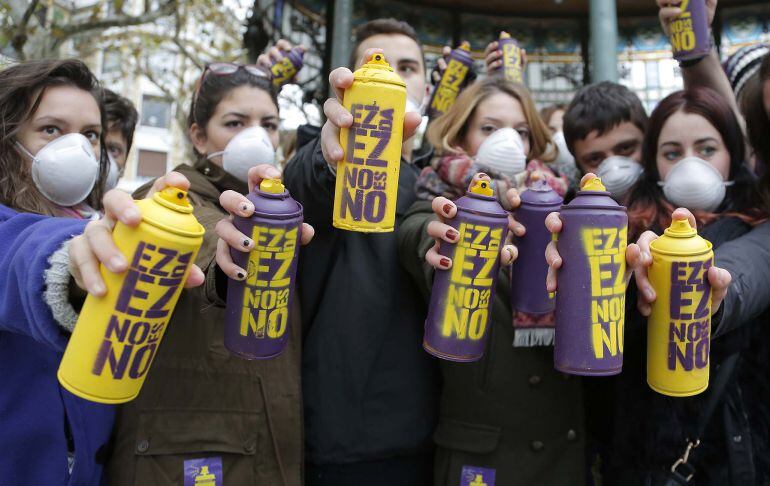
[460,465,496,486]
[183,457,222,486]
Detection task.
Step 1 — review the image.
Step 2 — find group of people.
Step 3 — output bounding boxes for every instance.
[2,0,770,485]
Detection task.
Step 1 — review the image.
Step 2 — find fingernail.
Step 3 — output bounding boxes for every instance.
[478,172,488,179]
[124,207,141,222]
[443,203,453,215]
[110,256,126,271]
[243,239,252,248]
[440,257,451,268]
[266,168,281,178]
[515,224,525,234]
[91,281,105,295]
[333,148,344,160]
[446,229,458,241]
[236,271,245,280]
[555,257,562,267]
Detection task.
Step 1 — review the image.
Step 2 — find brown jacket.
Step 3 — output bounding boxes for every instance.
[106,160,302,485]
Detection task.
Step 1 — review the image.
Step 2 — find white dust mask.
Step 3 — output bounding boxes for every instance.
[17,133,99,207]
[552,131,575,168]
[474,127,527,180]
[104,154,122,191]
[658,156,734,212]
[596,156,644,200]
[207,125,277,182]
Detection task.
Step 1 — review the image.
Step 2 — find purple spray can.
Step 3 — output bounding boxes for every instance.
[270,47,304,88]
[554,177,627,375]
[427,41,475,119]
[224,179,303,359]
[498,32,524,84]
[423,178,509,362]
[670,0,711,62]
[511,179,563,315]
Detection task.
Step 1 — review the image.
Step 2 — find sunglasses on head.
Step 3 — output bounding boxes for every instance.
[191,62,271,116]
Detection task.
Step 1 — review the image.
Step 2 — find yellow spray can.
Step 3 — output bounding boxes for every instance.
[647,218,713,397]
[58,188,204,403]
[333,53,406,232]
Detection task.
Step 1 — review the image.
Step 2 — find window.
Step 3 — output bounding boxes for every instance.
[136,150,167,178]
[140,96,171,129]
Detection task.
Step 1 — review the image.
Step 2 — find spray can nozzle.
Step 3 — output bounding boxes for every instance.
[581,177,607,192]
[470,179,494,197]
[259,179,286,194]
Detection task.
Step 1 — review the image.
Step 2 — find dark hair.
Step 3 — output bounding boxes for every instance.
[539,103,566,130]
[742,53,770,199]
[628,87,765,239]
[563,81,648,154]
[102,88,138,153]
[0,59,108,215]
[349,18,424,69]
[187,66,278,158]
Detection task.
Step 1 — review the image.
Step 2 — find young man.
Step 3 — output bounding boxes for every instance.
[283,19,439,486]
[562,81,648,201]
[102,89,138,184]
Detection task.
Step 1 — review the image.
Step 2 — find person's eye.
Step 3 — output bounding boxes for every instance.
[663,150,681,161]
[516,128,530,140]
[42,125,60,136]
[400,66,416,75]
[617,143,635,156]
[481,125,497,134]
[225,120,243,128]
[108,146,122,157]
[84,130,100,142]
[262,121,278,132]
[699,145,717,158]
[587,156,603,168]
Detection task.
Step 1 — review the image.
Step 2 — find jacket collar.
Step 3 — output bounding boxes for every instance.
[192,157,249,197]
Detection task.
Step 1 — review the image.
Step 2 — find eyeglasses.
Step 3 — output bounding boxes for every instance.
[191,62,271,117]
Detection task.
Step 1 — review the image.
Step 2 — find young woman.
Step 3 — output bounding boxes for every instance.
[104,62,311,486]
[0,58,116,486]
[398,77,585,485]
[546,87,768,485]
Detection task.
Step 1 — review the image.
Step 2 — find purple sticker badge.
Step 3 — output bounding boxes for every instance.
[460,465,496,486]
[184,457,223,486]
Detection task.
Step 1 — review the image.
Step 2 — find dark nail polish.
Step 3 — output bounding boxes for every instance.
[443,203,453,215]
[440,257,451,268]
[243,239,251,247]
[237,272,245,279]
[241,204,249,212]
[446,229,458,241]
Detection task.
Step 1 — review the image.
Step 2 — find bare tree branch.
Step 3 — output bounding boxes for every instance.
[10,0,41,59]
[56,0,177,38]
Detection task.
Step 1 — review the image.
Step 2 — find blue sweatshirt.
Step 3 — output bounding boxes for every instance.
[0,204,115,485]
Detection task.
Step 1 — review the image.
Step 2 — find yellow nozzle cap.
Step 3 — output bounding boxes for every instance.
[500,31,511,39]
[367,53,392,70]
[581,177,606,192]
[459,41,471,51]
[470,179,494,197]
[153,187,193,213]
[260,178,285,194]
[664,218,697,237]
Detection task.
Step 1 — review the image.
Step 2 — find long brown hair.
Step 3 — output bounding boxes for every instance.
[627,87,765,240]
[742,53,770,207]
[427,76,555,163]
[0,59,108,215]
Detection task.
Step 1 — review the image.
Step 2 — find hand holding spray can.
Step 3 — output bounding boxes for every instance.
[224,179,303,359]
[58,188,204,404]
[270,47,304,88]
[334,54,406,232]
[554,177,628,375]
[669,0,711,62]
[647,218,713,396]
[427,41,475,119]
[498,32,524,83]
[423,178,509,362]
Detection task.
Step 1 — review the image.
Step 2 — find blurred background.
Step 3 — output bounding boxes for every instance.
[2,0,768,190]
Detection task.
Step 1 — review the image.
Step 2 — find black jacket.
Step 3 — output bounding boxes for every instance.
[282,131,439,465]
[398,200,586,486]
[591,217,757,486]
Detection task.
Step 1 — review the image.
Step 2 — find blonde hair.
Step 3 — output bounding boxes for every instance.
[427,77,555,163]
